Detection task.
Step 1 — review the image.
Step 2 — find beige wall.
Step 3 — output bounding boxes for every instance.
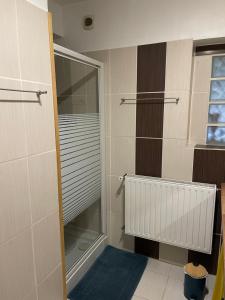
[0,1,63,300]
[87,40,204,264]
[87,47,137,251]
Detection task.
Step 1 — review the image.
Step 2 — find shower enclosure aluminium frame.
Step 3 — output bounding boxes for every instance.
[53,44,108,293]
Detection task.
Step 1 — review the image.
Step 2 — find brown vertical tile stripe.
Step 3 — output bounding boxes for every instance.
[135,237,160,259]
[188,147,225,274]
[192,148,225,187]
[137,43,167,93]
[136,43,166,138]
[135,43,167,259]
[188,234,221,275]
[221,183,225,276]
[136,93,164,138]
[136,138,162,177]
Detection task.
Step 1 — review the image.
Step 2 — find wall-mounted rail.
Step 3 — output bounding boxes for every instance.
[120,97,179,105]
[0,88,47,97]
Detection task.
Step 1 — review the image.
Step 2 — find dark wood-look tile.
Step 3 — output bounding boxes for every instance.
[135,42,166,259]
[135,237,159,259]
[188,234,221,275]
[136,93,164,138]
[137,43,167,93]
[213,191,222,234]
[193,148,225,188]
[136,138,162,177]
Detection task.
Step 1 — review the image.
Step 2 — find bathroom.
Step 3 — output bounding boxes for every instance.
[1,0,225,299]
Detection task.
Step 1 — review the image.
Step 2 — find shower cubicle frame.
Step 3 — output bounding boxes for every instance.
[53,43,108,294]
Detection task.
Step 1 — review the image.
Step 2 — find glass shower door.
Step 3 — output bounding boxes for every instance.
[54,52,103,273]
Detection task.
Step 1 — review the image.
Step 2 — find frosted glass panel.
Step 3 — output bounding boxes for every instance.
[207,126,225,145]
[208,104,225,123]
[212,56,225,78]
[210,80,225,101]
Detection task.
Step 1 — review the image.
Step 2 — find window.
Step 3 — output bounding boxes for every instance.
[207,55,225,145]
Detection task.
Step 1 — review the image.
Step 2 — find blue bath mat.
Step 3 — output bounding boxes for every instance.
[68,245,148,300]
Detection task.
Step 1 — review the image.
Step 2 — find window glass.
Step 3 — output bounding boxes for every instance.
[207,126,225,145]
[208,104,225,123]
[210,80,225,101]
[212,56,225,78]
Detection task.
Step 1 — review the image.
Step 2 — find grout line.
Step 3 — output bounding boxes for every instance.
[0,149,57,166]
[0,208,59,248]
[0,76,52,87]
[161,275,170,300]
[36,262,62,287]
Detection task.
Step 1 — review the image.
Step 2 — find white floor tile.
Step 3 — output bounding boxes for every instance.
[135,268,168,300]
[168,264,184,282]
[133,260,215,300]
[206,274,215,290]
[147,259,172,277]
[162,278,186,300]
[132,295,149,300]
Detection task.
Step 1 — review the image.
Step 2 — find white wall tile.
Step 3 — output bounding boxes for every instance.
[189,92,208,143]
[159,243,188,266]
[0,229,35,300]
[23,288,37,300]
[37,265,64,300]
[110,137,135,176]
[105,136,111,176]
[28,151,58,223]
[111,94,136,137]
[0,159,31,244]
[0,0,20,78]
[110,47,137,94]
[162,139,194,181]
[110,175,125,214]
[192,55,212,93]
[85,50,111,94]
[0,1,63,299]
[163,91,191,140]
[32,212,61,284]
[22,82,56,155]
[165,39,193,92]
[16,0,51,83]
[110,211,134,251]
[0,79,27,162]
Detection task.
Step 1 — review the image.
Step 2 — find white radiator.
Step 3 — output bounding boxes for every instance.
[125,175,216,254]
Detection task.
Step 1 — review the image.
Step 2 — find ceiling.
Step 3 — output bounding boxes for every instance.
[53,0,87,5]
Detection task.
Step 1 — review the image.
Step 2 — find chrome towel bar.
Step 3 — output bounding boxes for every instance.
[0,88,47,97]
[120,97,179,105]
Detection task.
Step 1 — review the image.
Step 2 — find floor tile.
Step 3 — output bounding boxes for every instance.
[132,296,148,300]
[147,259,172,277]
[135,268,168,300]
[162,278,186,300]
[206,274,215,290]
[168,264,184,282]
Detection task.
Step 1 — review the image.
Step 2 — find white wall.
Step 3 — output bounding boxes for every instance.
[0,1,64,299]
[48,0,64,36]
[27,0,48,11]
[62,0,225,52]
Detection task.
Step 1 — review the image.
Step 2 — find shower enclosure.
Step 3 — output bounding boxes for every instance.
[54,44,107,290]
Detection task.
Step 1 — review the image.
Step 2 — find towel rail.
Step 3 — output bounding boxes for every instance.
[0,88,47,97]
[120,97,179,105]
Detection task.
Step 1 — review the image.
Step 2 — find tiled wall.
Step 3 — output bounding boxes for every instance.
[0,1,63,299]
[87,47,137,250]
[87,40,224,274]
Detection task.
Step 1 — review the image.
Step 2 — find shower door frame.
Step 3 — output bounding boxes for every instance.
[54,44,108,293]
